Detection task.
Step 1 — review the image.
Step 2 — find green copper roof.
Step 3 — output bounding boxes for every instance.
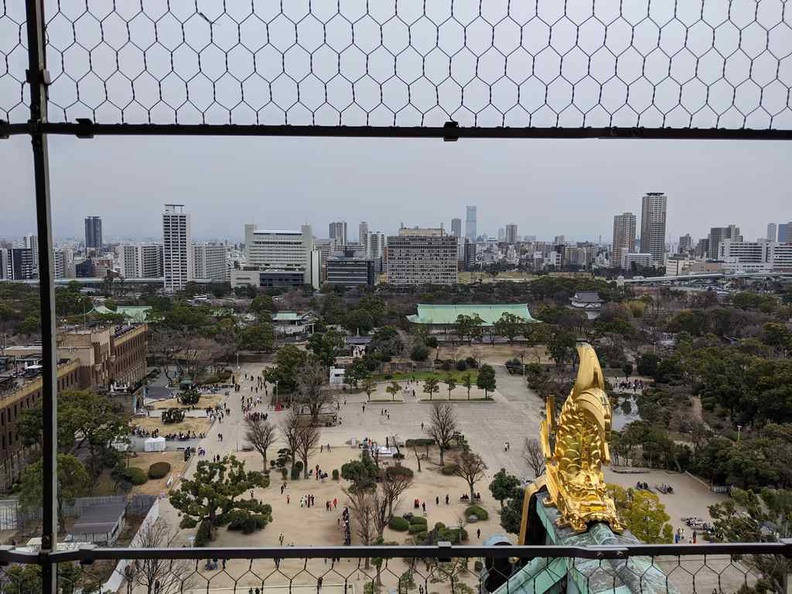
[406,303,536,326]
[92,305,151,323]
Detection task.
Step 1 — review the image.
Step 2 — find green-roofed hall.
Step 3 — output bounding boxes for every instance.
[407,303,537,326]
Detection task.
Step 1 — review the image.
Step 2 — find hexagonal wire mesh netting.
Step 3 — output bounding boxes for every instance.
[0,550,787,594]
[2,0,792,129]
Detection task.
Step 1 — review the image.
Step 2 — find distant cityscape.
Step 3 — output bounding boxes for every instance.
[0,193,790,292]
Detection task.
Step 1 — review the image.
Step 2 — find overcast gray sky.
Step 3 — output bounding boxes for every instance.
[1,0,790,243]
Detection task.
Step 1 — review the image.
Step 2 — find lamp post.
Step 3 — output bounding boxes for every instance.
[737,424,742,442]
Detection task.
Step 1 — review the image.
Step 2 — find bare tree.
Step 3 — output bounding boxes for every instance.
[296,361,335,421]
[451,449,488,502]
[424,402,459,466]
[381,465,414,518]
[244,416,277,470]
[280,408,300,465]
[345,488,378,568]
[129,519,193,594]
[523,437,546,477]
[294,422,321,479]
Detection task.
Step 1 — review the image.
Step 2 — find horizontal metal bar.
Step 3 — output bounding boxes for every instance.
[39,542,792,564]
[3,121,792,140]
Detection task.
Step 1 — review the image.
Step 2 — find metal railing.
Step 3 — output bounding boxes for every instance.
[2,1,792,591]
[0,543,790,594]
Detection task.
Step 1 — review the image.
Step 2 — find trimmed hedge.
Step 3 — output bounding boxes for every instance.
[408,523,426,535]
[114,466,147,486]
[465,505,489,521]
[388,517,410,531]
[228,510,269,534]
[409,515,427,526]
[148,461,172,479]
[332,469,340,480]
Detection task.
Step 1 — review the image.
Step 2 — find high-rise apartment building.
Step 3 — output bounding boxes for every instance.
[465,206,477,241]
[368,231,386,260]
[0,249,10,279]
[612,213,636,259]
[708,225,742,259]
[118,244,163,278]
[767,223,778,241]
[505,224,518,244]
[22,234,38,277]
[9,248,35,280]
[329,221,348,247]
[387,228,458,285]
[359,221,369,256]
[84,216,103,250]
[162,204,192,293]
[193,243,228,282]
[451,218,462,238]
[640,193,667,265]
[53,250,66,279]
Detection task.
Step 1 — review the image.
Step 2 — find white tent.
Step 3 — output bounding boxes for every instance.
[144,437,166,452]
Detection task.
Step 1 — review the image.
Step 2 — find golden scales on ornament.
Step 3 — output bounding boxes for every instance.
[519,343,623,541]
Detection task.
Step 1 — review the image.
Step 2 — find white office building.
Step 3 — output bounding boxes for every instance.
[387,228,458,285]
[162,204,192,293]
[193,243,228,282]
[244,224,318,288]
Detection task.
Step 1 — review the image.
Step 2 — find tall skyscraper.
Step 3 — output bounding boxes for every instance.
[640,193,667,265]
[612,213,636,257]
[84,216,103,250]
[678,234,693,253]
[707,224,742,259]
[451,218,462,238]
[359,221,369,256]
[767,223,778,241]
[465,206,477,241]
[329,221,348,247]
[23,234,38,276]
[162,204,192,293]
[505,224,518,244]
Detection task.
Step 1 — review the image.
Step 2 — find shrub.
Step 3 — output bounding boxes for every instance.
[465,505,489,521]
[440,360,453,371]
[392,452,405,460]
[410,344,429,362]
[290,466,301,480]
[161,408,185,424]
[194,520,212,547]
[332,469,340,480]
[179,516,198,529]
[455,360,468,371]
[148,461,172,479]
[409,515,427,526]
[408,523,426,535]
[113,466,147,486]
[425,336,438,348]
[465,356,478,369]
[413,531,428,543]
[389,517,410,531]
[227,510,268,534]
[441,464,459,476]
[295,460,304,471]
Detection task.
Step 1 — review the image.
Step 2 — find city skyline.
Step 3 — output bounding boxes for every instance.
[1,135,790,244]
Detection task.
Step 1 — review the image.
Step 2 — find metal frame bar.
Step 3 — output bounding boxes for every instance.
[23,0,58,592]
[3,121,792,140]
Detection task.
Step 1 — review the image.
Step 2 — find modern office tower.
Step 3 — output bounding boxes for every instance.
[368,231,385,260]
[678,234,693,253]
[162,204,192,293]
[84,216,103,250]
[554,235,566,245]
[359,221,369,256]
[387,228,458,285]
[10,248,35,280]
[22,234,38,276]
[328,221,348,247]
[451,218,462,238]
[193,243,228,282]
[779,222,791,243]
[465,206,477,241]
[707,225,742,259]
[767,223,778,241]
[612,213,636,258]
[505,224,518,244]
[326,257,375,287]
[497,227,506,241]
[640,192,667,265]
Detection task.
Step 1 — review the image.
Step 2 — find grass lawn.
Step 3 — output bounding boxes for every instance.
[371,370,479,384]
